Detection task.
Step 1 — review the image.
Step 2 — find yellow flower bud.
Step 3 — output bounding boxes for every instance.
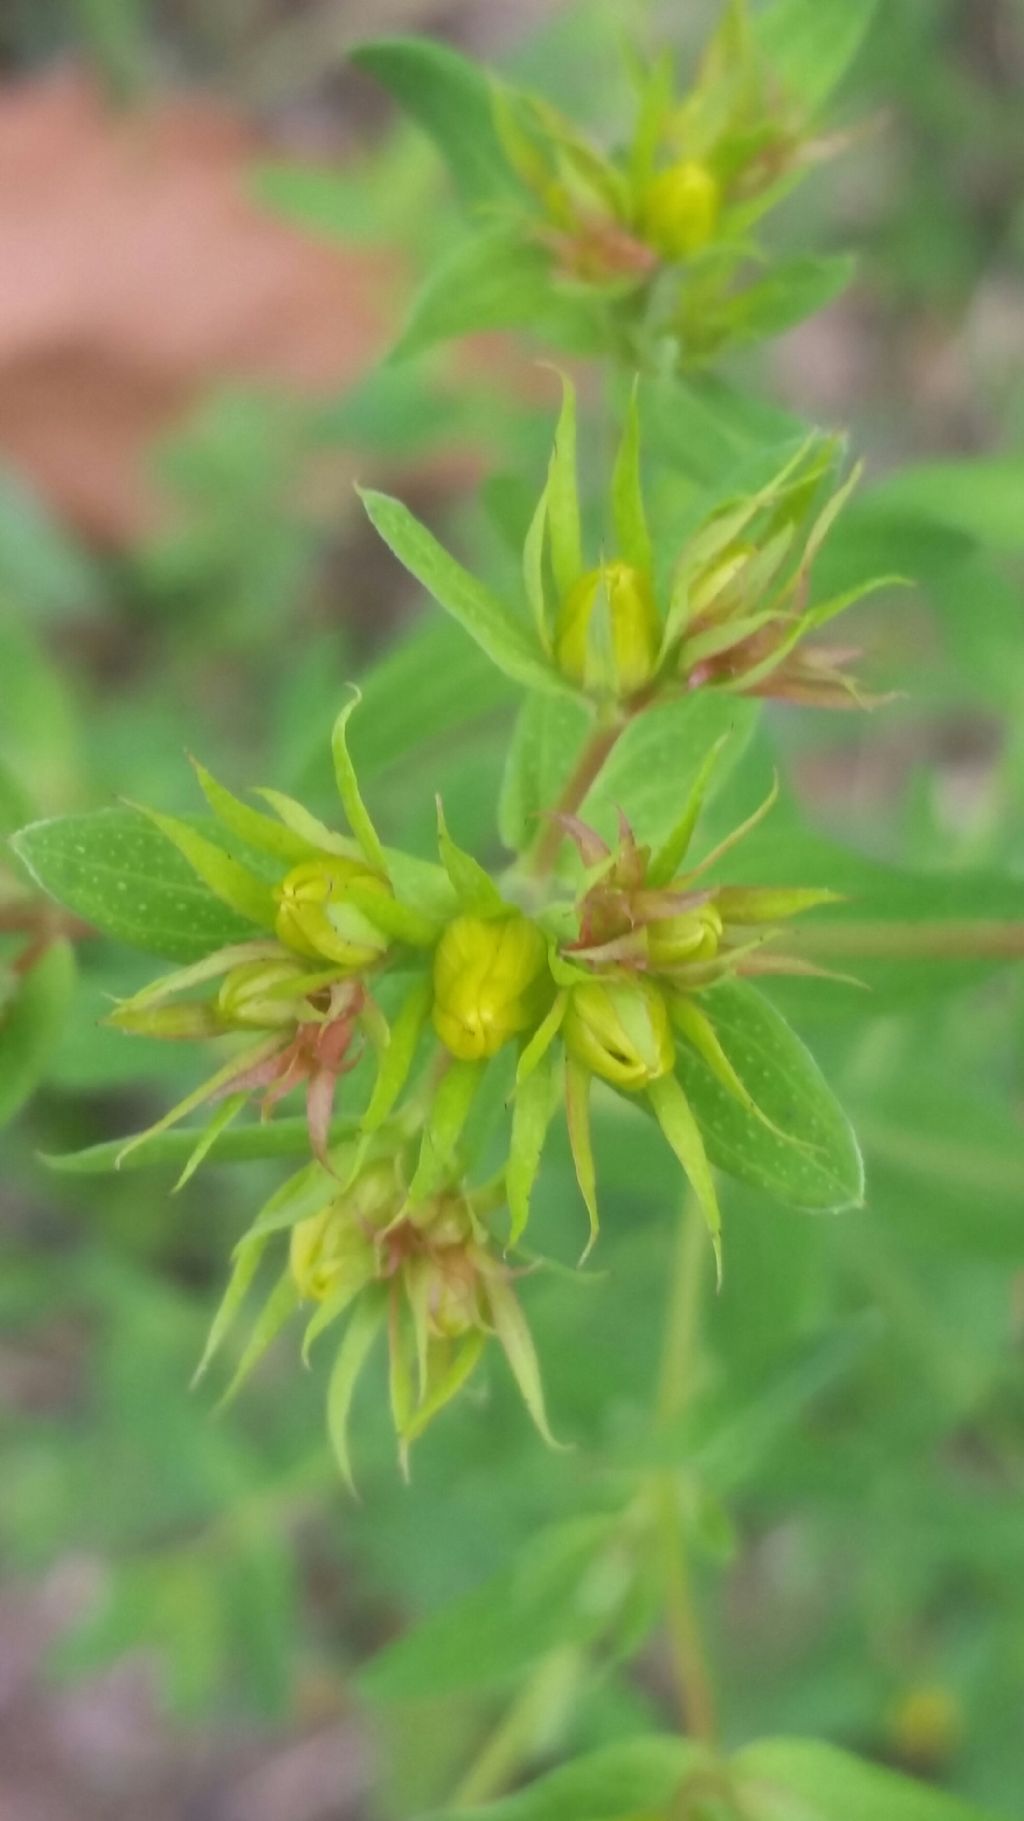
[641,159,720,260]
[555,562,659,697]
[432,914,549,1061]
[289,1161,396,1301]
[274,857,392,969]
[215,957,312,1028]
[887,1685,962,1769]
[647,903,723,970]
[563,977,673,1092]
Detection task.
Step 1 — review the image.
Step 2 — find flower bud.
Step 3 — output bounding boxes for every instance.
[215,957,313,1029]
[425,1250,482,1340]
[563,977,673,1091]
[432,914,549,1061]
[274,857,391,970]
[289,1161,396,1301]
[555,562,659,697]
[641,159,720,259]
[688,541,756,626]
[647,903,723,970]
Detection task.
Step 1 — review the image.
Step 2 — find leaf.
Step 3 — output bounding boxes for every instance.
[358,489,561,696]
[676,980,863,1212]
[133,805,278,928]
[45,1112,362,1175]
[11,808,254,961]
[427,1738,709,1821]
[547,374,583,600]
[754,0,881,112]
[394,226,557,361]
[866,456,1024,553]
[410,1058,485,1198]
[0,942,76,1127]
[362,976,432,1133]
[734,1738,999,1821]
[579,692,757,854]
[498,693,592,853]
[350,38,513,207]
[359,1517,617,1700]
[724,254,855,344]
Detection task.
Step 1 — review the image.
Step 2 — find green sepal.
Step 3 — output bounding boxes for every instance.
[214,1267,300,1411]
[647,734,730,887]
[190,759,313,865]
[173,1092,248,1193]
[191,1233,267,1387]
[362,974,432,1133]
[253,789,356,859]
[486,1275,562,1449]
[332,689,387,873]
[611,383,652,574]
[132,803,278,928]
[436,798,507,917]
[516,988,567,1085]
[564,1052,599,1257]
[647,1073,723,1283]
[507,1042,557,1246]
[410,1058,485,1198]
[113,1032,284,1168]
[327,1288,387,1492]
[401,1332,485,1447]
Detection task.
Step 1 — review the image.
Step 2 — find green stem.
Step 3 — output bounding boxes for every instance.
[526,719,625,881]
[449,1647,582,1809]
[654,1195,718,1744]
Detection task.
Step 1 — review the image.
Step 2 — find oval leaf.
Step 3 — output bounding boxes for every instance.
[676,979,863,1212]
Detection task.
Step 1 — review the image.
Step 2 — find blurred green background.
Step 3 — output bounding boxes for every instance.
[1,2,1023,1817]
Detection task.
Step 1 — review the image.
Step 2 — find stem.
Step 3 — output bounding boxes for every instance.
[653,1195,718,1744]
[526,720,625,881]
[450,1647,582,1809]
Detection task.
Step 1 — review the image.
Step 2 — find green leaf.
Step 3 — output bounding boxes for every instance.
[427,1738,709,1821]
[499,693,592,853]
[133,805,278,928]
[734,1738,1000,1821]
[647,1075,722,1277]
[394,226,556,361]
[866,456,1024,553]
[579,692,757,853]
[754,0,880,112]
[358,489,561,696]
[547,375,583,600]
[11,808,254,962]
[362,975,432,1133]
[0,942,76,1127]
[724,254,856,344]
[359,1517,618,1700]
[44,1112,362,1175]
[676,980,863,1212]
[350,38,513,206]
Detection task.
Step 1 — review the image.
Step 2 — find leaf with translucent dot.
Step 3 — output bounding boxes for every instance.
[10,808,256,962]
[676,979,863,1212]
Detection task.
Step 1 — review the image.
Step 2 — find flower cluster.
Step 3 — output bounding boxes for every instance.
[439,376,890,713]
[489,0,851,360]
[110,647,841,1474]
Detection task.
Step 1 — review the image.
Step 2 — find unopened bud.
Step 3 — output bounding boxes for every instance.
[647,903,723,970]
[563,977,673,1091]
[216,957,313,1029]
[289,1161,396,1302]
[641,160,720,260]
[432,914,549,1061]
[426,1250,482,1339]
[275,857,391,970]
[555,561,659,697]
